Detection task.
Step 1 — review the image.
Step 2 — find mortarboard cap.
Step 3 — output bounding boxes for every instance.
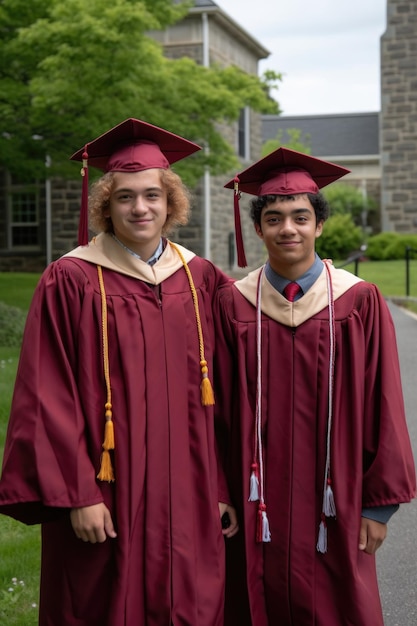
[224,147,350,267]
[70,118,201,245]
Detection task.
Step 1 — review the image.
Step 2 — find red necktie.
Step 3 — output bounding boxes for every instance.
[284,281,301,302]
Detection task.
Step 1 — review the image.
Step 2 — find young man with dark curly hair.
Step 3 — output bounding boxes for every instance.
[214,147,415,626]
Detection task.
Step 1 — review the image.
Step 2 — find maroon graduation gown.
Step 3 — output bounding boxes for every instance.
[0,250,230,626]
[214,268,416,626]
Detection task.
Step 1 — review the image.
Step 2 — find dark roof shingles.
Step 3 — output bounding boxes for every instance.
[262,112,379,157]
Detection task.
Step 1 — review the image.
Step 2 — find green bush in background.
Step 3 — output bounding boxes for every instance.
[366,232,417,261]
[323,183,377,225]
[316,214,363,260]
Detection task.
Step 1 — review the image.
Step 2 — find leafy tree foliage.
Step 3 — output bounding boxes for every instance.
[261,128,311,157]
[323,183,376,227]
[0,0,281,185]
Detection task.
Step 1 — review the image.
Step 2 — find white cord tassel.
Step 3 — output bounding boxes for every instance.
[248,464,260,501]
[316,261,337,555]
[317,515,328,553]
[257,503,272,542]
[324,480,336,517]
[261,509,272,542]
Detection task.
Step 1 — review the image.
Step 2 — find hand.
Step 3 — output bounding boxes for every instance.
[70,502,117,543]
[358,517,387,554]
[218,502,239,538]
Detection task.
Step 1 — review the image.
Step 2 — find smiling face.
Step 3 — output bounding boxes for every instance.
[105,169,169,261]
[255,194,323,279]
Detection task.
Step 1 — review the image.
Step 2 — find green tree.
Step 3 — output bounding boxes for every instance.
[262,128,311,157]
[0,0,281,186]
[323,183,376,228]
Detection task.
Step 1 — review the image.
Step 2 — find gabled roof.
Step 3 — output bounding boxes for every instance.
[186,0,270,59]
[262,112,380,158]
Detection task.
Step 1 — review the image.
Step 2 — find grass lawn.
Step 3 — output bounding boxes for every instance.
[0,259,417,623]
[0,273,40,310]
[0,274,42,624]
[0,348,40,625]
[340,258,417,298]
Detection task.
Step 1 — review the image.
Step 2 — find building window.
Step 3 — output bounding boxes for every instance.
[11,191,39,246]
[5,173,42,250]
[238,107,250,161]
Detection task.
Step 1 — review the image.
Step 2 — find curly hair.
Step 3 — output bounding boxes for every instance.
[88,168,191,235]
[249,192,330,227]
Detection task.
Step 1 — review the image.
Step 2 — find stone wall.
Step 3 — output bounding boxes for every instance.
[380,0,417,232]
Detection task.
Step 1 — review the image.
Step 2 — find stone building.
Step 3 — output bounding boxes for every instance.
[380,0,417,232]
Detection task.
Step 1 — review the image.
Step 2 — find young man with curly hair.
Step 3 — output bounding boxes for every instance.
[0,118,237,626]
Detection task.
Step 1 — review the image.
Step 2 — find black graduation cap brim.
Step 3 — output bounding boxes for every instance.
[70,118,201,171]
[224,147,350,196]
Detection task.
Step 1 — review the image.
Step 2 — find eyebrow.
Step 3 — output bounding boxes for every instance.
[112,185,163,194]
[263,207,313,216]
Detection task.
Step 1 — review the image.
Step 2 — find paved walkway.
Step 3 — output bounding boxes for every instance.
[378,302,417,625]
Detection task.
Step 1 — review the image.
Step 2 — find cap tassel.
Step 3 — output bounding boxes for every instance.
[78,148,89,246]
[233,177,247,268]
[248,462,260,501]
[256,503,271,543]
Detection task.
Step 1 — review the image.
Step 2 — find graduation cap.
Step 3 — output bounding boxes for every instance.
[70,118,201,245]
[224,147,351,267]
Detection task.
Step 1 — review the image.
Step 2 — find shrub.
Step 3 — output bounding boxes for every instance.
[366,233,417,260]
[323,183,376,225]
[384,235,417,260]
[316,214,363,260]
[0,302,26,347]
[365,232,401,260]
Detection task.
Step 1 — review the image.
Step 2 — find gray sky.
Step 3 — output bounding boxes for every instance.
[216,0,387,116]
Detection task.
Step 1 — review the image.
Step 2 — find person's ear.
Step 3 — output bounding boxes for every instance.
[254,223,264,240]
[315,220,324,238]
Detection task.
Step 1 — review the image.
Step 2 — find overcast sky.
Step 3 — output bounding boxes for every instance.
[216,0,387,116]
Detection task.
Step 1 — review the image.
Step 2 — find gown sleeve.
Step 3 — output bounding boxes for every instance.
[0,261,104,524]
[213,283,238,503]
[360,285,416,506]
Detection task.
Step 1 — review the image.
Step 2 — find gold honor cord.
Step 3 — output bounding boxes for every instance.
[95,246,214,482]
[97,265,115,482]
[169,242,215,406]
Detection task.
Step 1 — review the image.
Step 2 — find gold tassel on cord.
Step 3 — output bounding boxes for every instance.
[102,403,115,450]
[200,359,215,406]
[169,242,215,407]
[97,266,116,482]
[97,450,114,483]
[97,407,115,483]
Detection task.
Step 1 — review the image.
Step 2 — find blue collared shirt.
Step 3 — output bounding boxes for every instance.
[111,234,164,266]
[264,253,323,300]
